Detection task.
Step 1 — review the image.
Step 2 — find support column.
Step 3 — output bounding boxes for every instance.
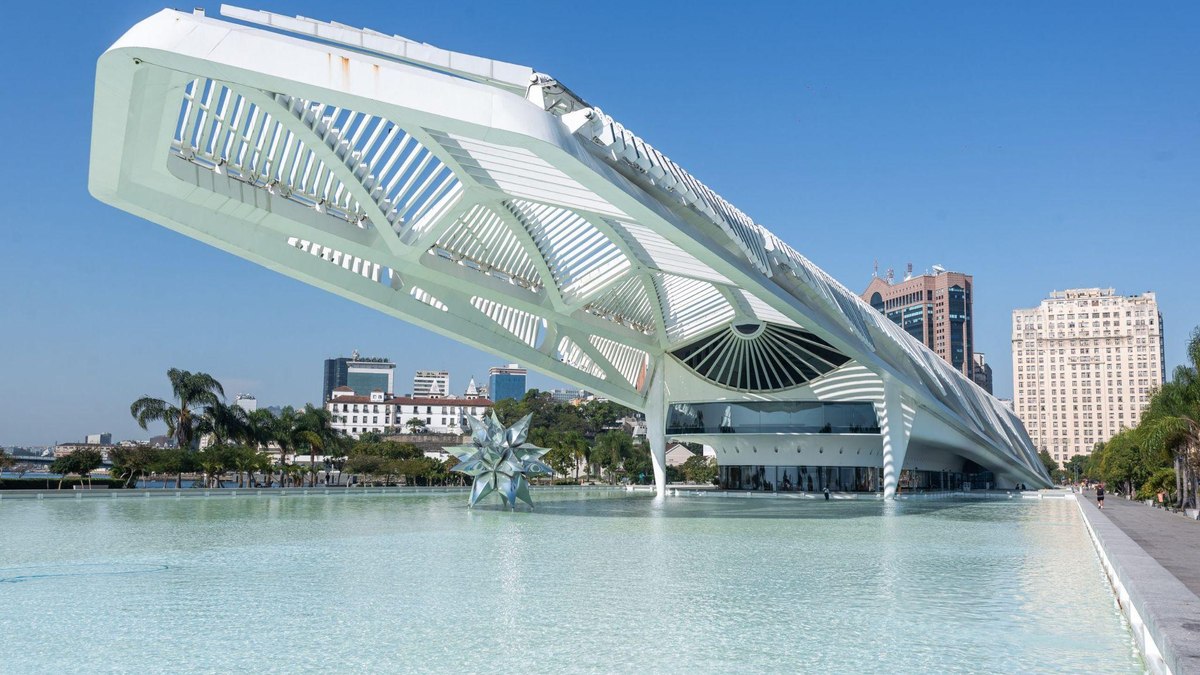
[880,377,910,500]
[644,363,667,498]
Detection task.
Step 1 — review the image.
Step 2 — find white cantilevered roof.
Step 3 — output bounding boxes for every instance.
[89,6,1049,485]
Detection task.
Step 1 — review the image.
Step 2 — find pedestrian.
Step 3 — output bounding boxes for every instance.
[1096,483,1105,509]
[823,486,830,501]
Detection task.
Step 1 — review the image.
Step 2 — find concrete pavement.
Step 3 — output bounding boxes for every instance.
[1076,493,1200,674]
[1092,493,1200,597]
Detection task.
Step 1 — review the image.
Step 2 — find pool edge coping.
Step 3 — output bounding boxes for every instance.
[1076,495,1200,675]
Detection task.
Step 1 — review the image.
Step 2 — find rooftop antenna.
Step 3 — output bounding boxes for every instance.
[872,259,879,278]
[904,262,913,281]
[886,267,894,283]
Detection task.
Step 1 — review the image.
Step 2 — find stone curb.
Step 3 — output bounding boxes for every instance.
[1076,496,1200,675]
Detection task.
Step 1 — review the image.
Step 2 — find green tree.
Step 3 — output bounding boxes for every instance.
[1063,454,1088,483]
[1095,429,1163,497]
[49,449,104,489]
[441,456,461,486]
[238,409,277,486]
[1138,467,1177,501]
[297,405,337,486]
[48,455,74,489]
[108,445,161,488]
[130,369,224,487]
[150,448,197,489]
[682,455,718,485]
[1038,450,1059,481]
[272,406,329,487]
[405,417,427,434]
[226,444,268,488]
[592,431,634,484]
[1139,327,1200,508]
[0,449,15,476]
[196,444,236,487]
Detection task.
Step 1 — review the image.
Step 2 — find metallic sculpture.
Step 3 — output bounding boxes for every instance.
[447,413,552,509]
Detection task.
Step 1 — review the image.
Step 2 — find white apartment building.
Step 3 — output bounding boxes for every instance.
[412,370,450,397]
[234,393,257,413]
[326,387,492,438]
[1012,288,1165,463]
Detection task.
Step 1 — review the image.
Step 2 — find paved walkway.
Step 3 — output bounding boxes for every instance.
[1088,493,1200,598]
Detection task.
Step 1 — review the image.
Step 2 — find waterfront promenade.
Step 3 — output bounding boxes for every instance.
[1099,496,1200,597]
[1077,494,1200,674]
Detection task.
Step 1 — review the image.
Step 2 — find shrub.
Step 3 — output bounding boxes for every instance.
[1137,467,1176,501]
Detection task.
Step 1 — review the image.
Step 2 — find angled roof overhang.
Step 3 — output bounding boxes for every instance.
[89,6,1049,486]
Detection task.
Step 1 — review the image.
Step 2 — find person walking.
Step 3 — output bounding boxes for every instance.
[1096,483,1105,510]
[823,486,830,501]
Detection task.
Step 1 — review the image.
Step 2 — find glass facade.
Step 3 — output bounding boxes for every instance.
[347,372,390,396]
[323,358,349,402]
[489,372,526,401]
[666,401,879,435]
[718,466,977,492]
[901,305,925,342]
[948,284,969,372]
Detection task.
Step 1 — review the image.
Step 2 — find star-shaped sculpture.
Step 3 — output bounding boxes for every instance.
[445,412,553,509]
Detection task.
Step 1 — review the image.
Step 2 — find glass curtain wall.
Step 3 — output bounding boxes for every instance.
[718,466,969,493]
[667,401,880,435]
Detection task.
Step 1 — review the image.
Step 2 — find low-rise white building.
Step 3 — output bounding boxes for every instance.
[665,442,697,467]
[54,443,113,462]
[327,387,493,438]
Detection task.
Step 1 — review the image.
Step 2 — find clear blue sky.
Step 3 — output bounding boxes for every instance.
[1,1,1197,446]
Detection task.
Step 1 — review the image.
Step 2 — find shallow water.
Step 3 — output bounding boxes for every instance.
[0,492,1140,673]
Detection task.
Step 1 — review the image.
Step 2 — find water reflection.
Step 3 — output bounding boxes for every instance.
[0,492,1140,673]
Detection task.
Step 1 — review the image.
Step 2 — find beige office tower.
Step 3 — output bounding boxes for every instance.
[1012,289,1165,463]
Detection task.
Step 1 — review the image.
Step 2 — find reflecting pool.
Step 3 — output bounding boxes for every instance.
[0,492,1140,672]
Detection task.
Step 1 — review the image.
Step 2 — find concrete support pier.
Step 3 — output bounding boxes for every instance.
[879,381,910,500]
[644,364,667,499]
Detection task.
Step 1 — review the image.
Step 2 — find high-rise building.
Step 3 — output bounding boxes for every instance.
[488,363,527,402]
[234,393,258,413]
[413,370,450,398]
[862,265,976,378]
[1012,288,1165,463]
[971,353,994,394]
[85,433,113,445]
[323,350,396,401]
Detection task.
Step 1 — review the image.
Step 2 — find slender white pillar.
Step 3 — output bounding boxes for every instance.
[644,363,667,498]
[880,378,910,500]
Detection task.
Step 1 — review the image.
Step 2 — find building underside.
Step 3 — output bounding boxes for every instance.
[89,6,1052,497]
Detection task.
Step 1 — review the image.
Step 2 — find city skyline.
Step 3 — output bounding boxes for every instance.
[2,1,1198,446]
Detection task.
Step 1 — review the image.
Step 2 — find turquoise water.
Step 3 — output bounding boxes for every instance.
[0,492,1139,673]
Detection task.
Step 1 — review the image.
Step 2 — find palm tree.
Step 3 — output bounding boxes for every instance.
[271,406,297,486]
[198,400,248,448]
[298,405,337,486]
[1141,328,1200,508]
[240,409,277,486]
[130,369,224,487]
[273,406,329,487]
[196,445,232,488]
